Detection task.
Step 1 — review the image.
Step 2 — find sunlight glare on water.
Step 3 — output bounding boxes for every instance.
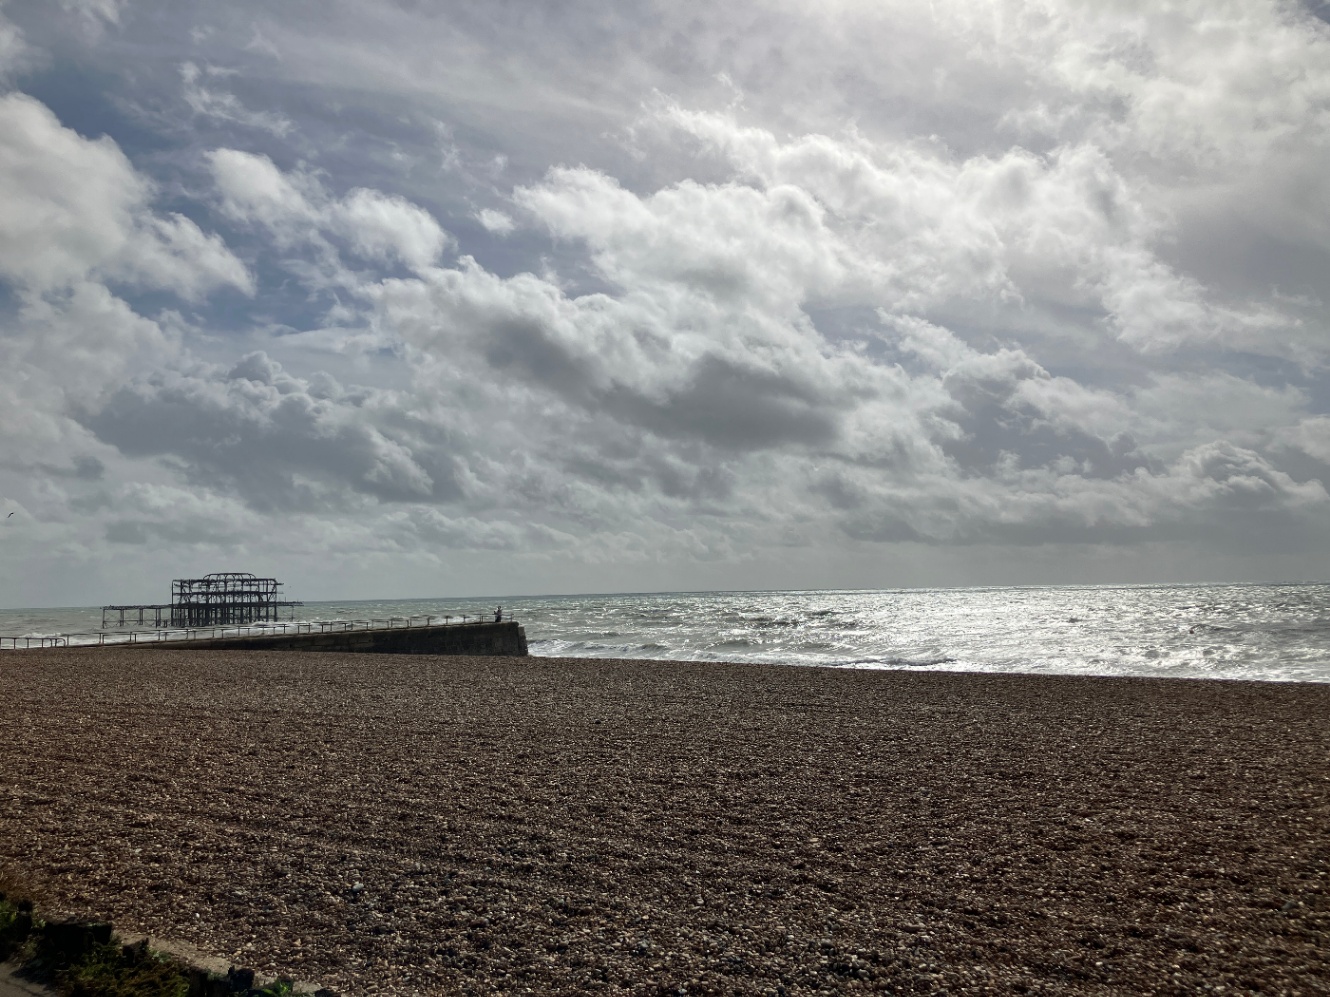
[2,583,1329,682]
[515,584,1330,682]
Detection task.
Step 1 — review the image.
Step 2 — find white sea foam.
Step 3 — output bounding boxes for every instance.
[2,584,1329,682]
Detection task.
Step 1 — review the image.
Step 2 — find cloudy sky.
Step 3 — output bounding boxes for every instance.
[2,0,1329,606]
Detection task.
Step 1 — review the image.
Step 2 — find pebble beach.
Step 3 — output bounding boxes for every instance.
[0,648,1326,994]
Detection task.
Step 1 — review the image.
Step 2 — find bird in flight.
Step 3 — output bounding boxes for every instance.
[5,513,12,518]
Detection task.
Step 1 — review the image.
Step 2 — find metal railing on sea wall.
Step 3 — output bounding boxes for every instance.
[0,614,514,650]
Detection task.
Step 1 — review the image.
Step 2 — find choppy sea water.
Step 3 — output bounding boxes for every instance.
[2,584,1329,683]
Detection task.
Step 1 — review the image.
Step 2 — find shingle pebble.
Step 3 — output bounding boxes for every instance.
[0,648,1326,995]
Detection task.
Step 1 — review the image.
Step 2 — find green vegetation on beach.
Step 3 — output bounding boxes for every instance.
[1,872,304,997]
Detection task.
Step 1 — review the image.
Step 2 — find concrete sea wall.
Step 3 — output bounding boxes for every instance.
[155,621,528,656]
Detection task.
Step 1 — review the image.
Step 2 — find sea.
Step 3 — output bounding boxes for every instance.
[2,583,1330,683]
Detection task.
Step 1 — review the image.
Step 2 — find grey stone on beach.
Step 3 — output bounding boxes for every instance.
[0,647,1326,994]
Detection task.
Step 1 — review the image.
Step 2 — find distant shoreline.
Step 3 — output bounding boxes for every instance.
[6,576,1330,615]
[6,641,1330,684]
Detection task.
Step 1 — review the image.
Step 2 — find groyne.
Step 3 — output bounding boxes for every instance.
[157,620,528,656]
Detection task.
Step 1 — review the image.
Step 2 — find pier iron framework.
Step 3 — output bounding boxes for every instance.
[102,572,302,629]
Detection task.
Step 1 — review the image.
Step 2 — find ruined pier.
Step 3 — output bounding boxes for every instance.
[102,572,301,629]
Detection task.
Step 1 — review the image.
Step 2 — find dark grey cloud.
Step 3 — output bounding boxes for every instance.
[478,314,839,450]
[936,351,1156,479]
[81,353,462,510]
[610,354,838,450]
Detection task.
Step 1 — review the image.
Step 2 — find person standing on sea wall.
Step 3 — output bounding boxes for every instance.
[495,606,502,622]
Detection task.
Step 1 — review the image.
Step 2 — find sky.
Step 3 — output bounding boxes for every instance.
[2,0,1330,607]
